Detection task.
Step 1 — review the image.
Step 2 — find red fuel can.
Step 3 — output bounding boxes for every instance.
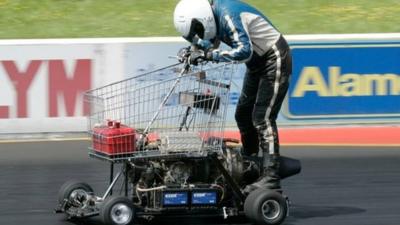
[92,121,136,155]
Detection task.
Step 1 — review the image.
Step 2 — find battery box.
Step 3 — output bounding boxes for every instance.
[92,121,136,155]
[162,191,189,206]
[191,190,218,205]
[161,189,218,208]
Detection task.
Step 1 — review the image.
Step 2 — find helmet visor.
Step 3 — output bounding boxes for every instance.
[184,19,205,42]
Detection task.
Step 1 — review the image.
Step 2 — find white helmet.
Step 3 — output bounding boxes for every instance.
[174,0,217,41]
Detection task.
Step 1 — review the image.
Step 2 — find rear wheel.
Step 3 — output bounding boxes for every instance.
[244,188,287,225]
[100,196,135,225]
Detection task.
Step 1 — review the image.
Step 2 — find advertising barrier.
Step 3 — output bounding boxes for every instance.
[0,34,399,133]
[0,40,125,133]
[123,34,400,126]
[285,42,400,119]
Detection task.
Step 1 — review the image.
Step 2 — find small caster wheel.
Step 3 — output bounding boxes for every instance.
[58,180,93,205]
[100,196,135,225]
[244,188,288,225]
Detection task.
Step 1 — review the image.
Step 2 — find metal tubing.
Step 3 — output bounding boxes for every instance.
[102,170,122,200]
[110,162,114,196]
[124,162,129,197]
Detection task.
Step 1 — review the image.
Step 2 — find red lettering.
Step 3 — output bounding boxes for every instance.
[0,106,9,118]
[48,59,91,117]
[2,60,42,118]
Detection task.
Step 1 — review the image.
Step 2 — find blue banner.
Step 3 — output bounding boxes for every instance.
[284,44,400,118]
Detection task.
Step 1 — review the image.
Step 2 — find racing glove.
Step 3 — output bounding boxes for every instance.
[188,50,206,65]
[177,46,191,63]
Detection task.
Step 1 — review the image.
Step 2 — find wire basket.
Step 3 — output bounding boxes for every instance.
[85,63,236,162]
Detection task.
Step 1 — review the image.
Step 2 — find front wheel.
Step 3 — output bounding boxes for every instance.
[244,188,287,225]
[100,196,135,225]
[58,180,93,205]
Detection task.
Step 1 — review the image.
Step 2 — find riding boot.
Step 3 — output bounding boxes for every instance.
[244,154,281,193]
[264,154,281,189]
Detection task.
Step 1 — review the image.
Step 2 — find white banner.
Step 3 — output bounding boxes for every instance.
[0,41,125,133]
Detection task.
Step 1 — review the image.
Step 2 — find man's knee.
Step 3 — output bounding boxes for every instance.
[235,106,252,126]
[251,111,266,129]
[253,118,278,141]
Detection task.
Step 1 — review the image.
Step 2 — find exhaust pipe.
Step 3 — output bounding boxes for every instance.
[279,156,301,179]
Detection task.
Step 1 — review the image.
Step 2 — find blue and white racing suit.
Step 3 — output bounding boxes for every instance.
[197,0,292,176]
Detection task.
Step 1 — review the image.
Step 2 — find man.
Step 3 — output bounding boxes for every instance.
[174,0,292,192]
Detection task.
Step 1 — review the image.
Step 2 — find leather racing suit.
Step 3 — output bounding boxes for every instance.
[197,0,292,190]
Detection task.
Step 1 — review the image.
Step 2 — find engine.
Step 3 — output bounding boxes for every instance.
[132,158,213,187]
[128,148,261,210]
[164,161,192,184]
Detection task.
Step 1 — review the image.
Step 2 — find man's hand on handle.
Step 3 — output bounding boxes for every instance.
[177,46,218,65]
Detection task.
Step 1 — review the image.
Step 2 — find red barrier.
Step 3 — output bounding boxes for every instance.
[222,126,400,146]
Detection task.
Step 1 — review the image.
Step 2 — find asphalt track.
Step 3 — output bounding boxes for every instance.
[0,140,400,225]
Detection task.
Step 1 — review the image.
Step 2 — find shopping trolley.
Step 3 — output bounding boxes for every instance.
[86,60,234,161]
[55,53,301,225]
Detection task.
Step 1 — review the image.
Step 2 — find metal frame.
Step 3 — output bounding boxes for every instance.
[85,61,236,162]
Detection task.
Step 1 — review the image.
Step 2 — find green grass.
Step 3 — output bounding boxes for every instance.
[0,0,399,39]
